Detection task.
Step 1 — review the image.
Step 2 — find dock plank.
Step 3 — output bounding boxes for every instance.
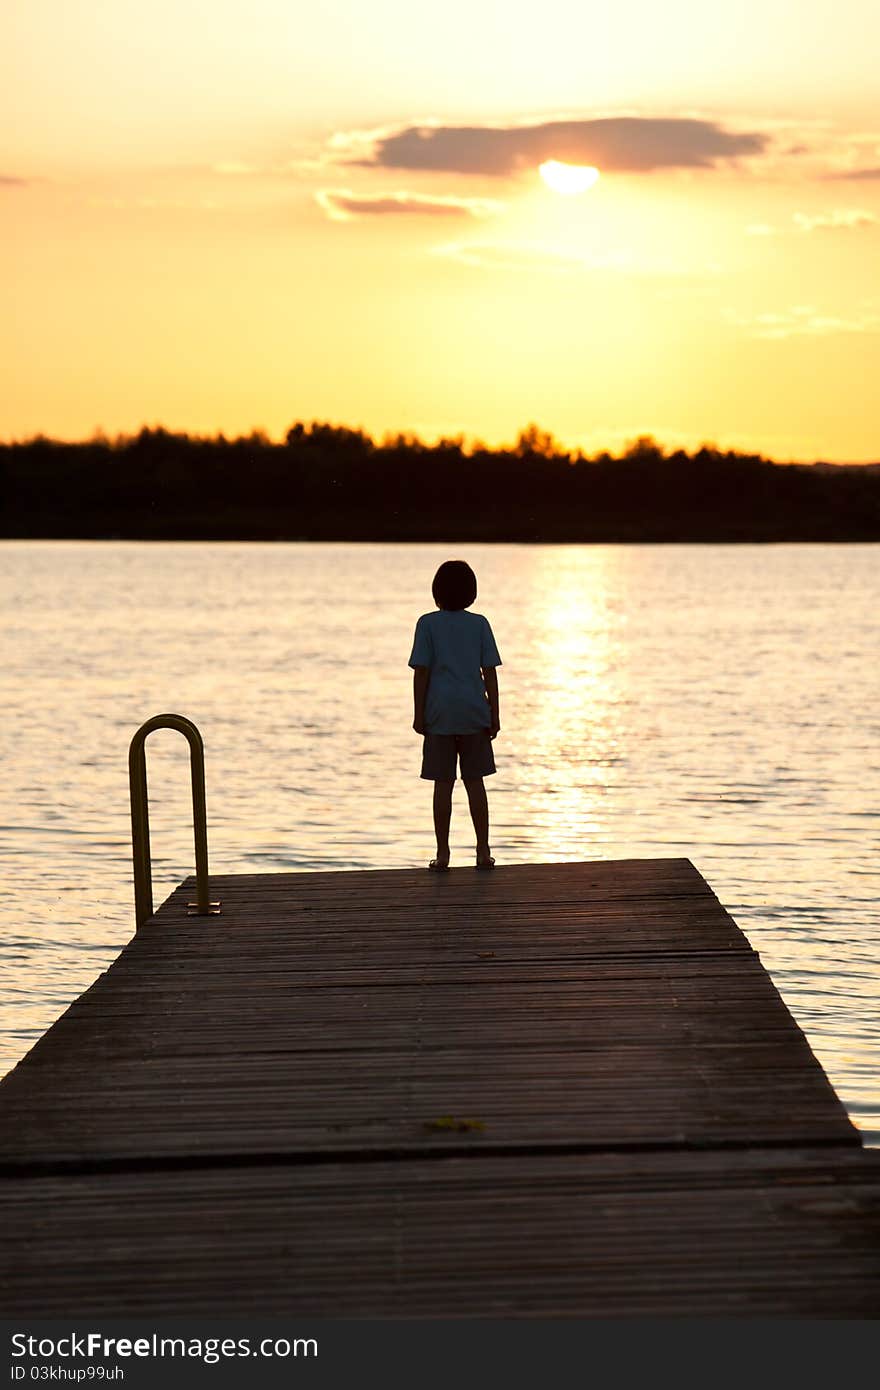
[2,857,878,1315]
[3,1149,880,1315]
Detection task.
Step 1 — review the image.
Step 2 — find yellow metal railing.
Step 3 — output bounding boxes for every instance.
[129,713,221,930]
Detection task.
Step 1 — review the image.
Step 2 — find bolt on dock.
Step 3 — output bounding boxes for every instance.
[2,857,879,1315]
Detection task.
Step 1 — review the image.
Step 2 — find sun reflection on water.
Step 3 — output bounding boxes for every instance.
[500,546,629,859]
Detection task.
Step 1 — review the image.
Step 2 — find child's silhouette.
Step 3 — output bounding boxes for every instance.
[409,560,501,871]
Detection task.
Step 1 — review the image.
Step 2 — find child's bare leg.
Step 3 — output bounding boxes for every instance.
[432,780,454,867]
[463,778,491,863]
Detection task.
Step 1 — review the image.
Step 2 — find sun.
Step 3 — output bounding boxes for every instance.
[539,160,600,195]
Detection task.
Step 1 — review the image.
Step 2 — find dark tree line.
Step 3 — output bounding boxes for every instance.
[2,423,879,541]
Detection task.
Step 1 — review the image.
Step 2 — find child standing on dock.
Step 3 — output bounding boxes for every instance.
[409,560,501,872]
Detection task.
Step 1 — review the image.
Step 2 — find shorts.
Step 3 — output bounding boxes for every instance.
[420,731,496,782]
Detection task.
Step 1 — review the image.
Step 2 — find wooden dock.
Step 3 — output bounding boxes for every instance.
[2,858,879,1315]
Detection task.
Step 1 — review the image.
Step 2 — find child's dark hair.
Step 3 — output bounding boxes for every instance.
[432,559,477,611]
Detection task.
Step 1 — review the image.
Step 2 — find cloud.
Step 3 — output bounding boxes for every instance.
[794,209,877,231]
[432,239,717,279]
[745,210,877,237]
[727,304,880,339]
[334,117,767,177]
[0,175,29,187]
[433,241,637,274]
[315,188,504,221]
[825,165,880,181]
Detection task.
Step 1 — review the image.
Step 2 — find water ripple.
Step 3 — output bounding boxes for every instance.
[1,540,878,1144]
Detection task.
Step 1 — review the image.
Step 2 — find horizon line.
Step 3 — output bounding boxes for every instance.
[2,421,878,469]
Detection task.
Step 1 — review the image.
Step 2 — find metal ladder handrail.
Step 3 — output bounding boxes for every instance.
[129,713,221,930]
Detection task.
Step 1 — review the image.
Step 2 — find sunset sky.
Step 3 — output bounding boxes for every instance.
[3,1,879,460]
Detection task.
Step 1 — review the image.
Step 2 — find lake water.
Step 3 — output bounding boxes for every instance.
[1,541,878,1143]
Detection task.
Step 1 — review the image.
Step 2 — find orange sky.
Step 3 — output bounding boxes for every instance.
[2,1,879,460]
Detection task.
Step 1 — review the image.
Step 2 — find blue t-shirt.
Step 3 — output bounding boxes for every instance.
[408,610,502,735]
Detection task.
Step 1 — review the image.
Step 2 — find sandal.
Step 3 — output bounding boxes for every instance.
[428,858,450,873]
[475,856,495,871]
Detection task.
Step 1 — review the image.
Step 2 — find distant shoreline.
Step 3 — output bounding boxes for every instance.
[3,532,880,544]
[4,424,880,543]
